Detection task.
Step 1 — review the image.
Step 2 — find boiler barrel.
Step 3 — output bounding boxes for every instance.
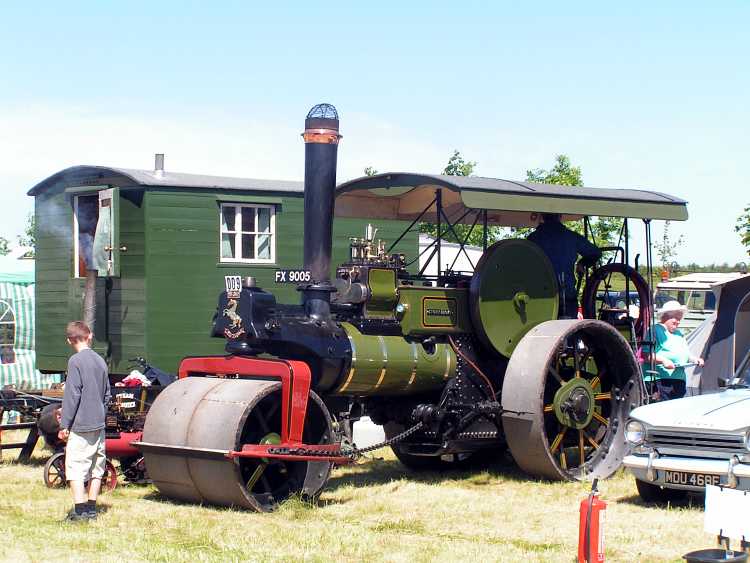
[332,322,457,396]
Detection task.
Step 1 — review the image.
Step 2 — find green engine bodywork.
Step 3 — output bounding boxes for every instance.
[332,322,456,396]
[397,286,472,336]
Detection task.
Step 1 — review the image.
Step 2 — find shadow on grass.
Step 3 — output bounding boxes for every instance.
[0,455,51,468]
[617,492,705,510]
[325,453,548,492]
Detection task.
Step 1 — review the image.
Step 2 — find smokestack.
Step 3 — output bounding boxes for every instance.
[154,153,165,177]
[301,103,341,320]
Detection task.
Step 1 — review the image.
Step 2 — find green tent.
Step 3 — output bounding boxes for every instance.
[0,255,61,389]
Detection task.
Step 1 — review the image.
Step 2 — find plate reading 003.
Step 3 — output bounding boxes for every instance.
[275,270,312,283]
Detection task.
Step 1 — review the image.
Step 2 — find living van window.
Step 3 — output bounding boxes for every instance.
[74,194,99,278]
[219,203,276,264]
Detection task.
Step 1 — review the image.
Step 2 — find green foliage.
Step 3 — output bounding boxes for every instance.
[363,166,378,177]
[736,203,750,256]
[0,237,10,256]
[443,150,477,177]
[16,213,35,256]
[654,220,685,270]
[526,154,582,186]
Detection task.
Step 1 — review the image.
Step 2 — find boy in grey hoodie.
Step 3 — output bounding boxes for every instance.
[59,321,110,521]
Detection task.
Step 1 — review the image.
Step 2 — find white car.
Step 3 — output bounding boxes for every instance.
[623,351,750,501]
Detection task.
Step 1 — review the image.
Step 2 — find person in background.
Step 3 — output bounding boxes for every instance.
[528,213,602,318]
[58,321,110,521]
[644,300,704,401]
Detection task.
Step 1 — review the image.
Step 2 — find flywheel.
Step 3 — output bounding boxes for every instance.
[469,239,558,358]
[501,319,642,481]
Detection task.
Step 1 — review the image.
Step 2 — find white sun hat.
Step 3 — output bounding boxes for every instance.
[659,300,687,319]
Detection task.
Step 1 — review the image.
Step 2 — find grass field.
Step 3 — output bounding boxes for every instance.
[0,433,716,563]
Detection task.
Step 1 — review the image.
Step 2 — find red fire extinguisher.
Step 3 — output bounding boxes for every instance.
[578,479,607,563]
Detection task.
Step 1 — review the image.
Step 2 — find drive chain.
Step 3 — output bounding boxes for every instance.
[265,423,499,461]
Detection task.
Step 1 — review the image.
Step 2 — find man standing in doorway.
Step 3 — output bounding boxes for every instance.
[58,321,110,521]
[528,213,602,318]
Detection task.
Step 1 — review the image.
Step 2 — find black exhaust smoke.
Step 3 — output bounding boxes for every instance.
[301,103,341,320]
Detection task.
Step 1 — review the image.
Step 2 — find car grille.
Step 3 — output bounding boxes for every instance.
[648,430,746,453]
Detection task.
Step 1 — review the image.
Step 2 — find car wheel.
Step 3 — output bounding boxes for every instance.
[635,479,688,503]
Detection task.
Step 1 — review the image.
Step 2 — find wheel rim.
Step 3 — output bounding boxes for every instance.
[237,390,332,511]
[103,460,118,492]
[44,453,66,488]
[542,331,617,477]
[502,319,642,481]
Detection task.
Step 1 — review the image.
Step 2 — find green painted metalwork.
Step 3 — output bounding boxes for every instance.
[397,286,471,336]
[461,191,689,221]
[365,268,397,319]
[470,239,558,357]
[334,322,456,396]
[552,377,595,430]
[34,184,417,376]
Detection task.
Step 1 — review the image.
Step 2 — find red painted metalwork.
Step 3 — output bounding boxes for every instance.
[177,355,353,465]
[228,443,351,465]
[105,431,142,458]
[177,355,312,444]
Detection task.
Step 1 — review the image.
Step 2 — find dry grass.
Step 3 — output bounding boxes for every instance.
[0,433,713,563]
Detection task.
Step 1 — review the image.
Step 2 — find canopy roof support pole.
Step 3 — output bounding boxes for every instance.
[436,189,442,279]
[386,196,436,254]
[482,209,488,251]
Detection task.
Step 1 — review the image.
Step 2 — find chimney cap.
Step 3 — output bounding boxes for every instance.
[154,153,165,177]
[305,103,339,131]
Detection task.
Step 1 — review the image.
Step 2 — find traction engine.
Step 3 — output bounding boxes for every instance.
[137,104,643,511]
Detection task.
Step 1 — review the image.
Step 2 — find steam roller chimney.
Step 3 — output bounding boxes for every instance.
[301,103,341,320]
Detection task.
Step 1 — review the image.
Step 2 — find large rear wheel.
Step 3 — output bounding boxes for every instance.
[502,319,642,481]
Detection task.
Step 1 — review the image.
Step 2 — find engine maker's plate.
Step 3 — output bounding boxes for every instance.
[469,239,558,357]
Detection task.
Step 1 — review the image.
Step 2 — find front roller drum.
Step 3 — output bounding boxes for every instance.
[501,319,642,481]
[141,377,334,512]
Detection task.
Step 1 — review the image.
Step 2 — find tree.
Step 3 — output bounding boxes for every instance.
[736,204,750,257]
[443,150,477,177]
[522,155,623,249]
[0,237,9,256]
[654,220,685,272]
[526,154,582,186]
[17,213,35,256]
[364,166,378,177]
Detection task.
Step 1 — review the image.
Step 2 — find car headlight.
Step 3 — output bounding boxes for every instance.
[745,429,750,452]
[625,420,646,445]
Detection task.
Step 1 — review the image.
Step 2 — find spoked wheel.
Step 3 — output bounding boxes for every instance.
[43,453,117,492]
[142,377,334,512]
[581,263,652,343]
[502,319,642,481]
[43,452,66,488]
[102,460,118,492]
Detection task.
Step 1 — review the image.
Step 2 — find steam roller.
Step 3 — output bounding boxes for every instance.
[142,375,334,511]
[137,102,648,511]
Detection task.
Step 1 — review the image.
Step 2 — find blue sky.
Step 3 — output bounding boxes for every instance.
[1,1,748,264]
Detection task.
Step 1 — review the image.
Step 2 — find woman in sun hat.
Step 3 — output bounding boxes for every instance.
[644,300,704,401]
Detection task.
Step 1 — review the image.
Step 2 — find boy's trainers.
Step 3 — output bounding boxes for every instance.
[65,509,89,522]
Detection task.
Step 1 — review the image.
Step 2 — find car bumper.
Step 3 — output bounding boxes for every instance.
[624,452,750,491]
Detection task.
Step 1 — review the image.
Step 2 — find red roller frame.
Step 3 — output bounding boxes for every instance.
[177,356,351,464]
